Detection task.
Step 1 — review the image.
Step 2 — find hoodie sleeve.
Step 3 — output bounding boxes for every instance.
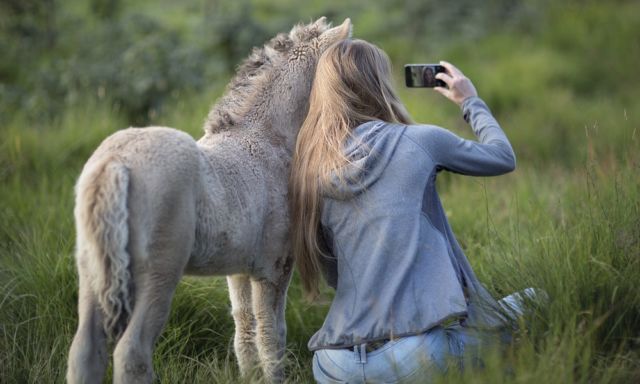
[420,96,516,176]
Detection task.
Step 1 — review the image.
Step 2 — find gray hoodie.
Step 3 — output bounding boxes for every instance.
[309,96,516,351]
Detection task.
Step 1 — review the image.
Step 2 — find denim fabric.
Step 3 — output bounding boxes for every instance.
[312,323,484,384]
[312,290,537,383]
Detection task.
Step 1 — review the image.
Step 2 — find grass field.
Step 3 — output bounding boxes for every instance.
[1,0,640,383]
[1,93,638,383]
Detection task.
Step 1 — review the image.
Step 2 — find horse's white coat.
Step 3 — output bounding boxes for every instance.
[67,17,352,383]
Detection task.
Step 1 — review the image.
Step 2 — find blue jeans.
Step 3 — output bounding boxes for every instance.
[312,322,490,383]
[312,290,541,383]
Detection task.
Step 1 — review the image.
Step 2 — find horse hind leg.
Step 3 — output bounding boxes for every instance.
[112,227,193,384]
[67,252,109,384]
[111,262,185,384]
[227,274,260,378]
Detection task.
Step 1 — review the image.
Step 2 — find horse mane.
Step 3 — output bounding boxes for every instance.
[204,18,329,134]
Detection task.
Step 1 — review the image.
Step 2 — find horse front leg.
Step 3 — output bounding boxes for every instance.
[251,255,294,383]
[227,274,260,378]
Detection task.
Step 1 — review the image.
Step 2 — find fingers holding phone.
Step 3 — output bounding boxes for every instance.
[405,61,478,106]
[433,61,478,106]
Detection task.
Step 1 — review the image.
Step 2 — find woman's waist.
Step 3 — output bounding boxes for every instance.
[308,309,468,352]
[314,313,467,354]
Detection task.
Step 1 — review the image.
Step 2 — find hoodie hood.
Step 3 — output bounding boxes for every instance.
[325,121,407,199]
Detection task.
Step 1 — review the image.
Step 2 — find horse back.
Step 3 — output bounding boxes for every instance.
[80,126,202,268]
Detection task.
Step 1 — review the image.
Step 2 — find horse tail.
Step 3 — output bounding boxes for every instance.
[74,156,132,340]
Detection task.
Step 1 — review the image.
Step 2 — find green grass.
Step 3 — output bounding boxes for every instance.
[1,91,639,383]
[2,1,640,382]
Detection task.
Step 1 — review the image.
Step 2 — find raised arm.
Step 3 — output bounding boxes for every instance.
[424,61,516,175]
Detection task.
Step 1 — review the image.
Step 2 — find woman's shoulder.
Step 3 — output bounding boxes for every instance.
[352,120,442,140]
[400,123,453,152]
[349,120,408,151]
[351,120,453,154]
[403,123,450,139]
[352,120,401,137]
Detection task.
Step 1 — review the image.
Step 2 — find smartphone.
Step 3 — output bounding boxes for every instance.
[404,64,447,88]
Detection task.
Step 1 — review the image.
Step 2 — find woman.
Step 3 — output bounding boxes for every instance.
[290,39,525,383]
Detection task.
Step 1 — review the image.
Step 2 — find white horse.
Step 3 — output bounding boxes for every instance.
[66,17,352,383]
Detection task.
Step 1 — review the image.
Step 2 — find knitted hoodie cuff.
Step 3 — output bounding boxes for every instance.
[461,96,483,123]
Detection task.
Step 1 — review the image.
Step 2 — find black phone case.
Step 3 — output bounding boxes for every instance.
[404,65,447,88]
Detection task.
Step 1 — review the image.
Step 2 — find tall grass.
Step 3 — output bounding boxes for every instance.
[1,92,638,383]
[2,1,640,382]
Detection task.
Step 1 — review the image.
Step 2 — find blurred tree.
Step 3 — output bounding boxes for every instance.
[0,0,636,129]
[0,0,59,122]
[379,0,544,53]
[59,14,207,124]
[90,0,121,20]
[201,0,267,72]
[0,0,58,48]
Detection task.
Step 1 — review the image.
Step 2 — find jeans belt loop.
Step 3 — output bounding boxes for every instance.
[353,344,367,364]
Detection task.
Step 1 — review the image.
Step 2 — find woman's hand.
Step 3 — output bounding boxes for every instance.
[434,61,478,106]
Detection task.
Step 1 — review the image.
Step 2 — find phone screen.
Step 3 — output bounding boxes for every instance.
[404,64,447,88]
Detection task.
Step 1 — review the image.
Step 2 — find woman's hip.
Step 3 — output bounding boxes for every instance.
[312,323,489,384]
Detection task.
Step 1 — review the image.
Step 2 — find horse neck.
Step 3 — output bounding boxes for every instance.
[247,106,300,151]
[203,84,302,153]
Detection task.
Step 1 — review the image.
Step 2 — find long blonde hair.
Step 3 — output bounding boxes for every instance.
[290,39,413,298]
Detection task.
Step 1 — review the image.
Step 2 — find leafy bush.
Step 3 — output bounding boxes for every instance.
[1,9,216,125]
[57,14,210,124]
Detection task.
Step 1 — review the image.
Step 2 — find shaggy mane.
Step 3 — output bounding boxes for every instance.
[204,18,330,134]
